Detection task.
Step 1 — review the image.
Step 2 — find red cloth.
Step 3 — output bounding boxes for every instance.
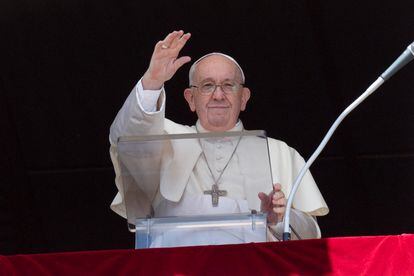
[1,234,414,275]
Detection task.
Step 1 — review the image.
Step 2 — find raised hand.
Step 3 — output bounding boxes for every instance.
[142,30,192,90]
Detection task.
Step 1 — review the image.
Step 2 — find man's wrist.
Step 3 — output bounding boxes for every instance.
[142,72,164,90]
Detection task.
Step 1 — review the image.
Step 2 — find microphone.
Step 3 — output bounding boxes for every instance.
[381,42,414,80]
[282,42,414,241]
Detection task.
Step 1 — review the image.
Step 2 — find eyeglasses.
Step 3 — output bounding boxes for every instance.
[190,81,243,95]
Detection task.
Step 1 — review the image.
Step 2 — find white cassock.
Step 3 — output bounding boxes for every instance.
[109,79,329,245]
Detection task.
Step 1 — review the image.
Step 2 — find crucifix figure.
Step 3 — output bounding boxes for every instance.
[204,184,227,207]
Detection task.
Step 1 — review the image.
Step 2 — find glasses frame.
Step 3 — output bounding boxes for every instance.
[190,81,244,95]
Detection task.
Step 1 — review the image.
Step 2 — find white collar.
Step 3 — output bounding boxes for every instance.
[195,120,244,133]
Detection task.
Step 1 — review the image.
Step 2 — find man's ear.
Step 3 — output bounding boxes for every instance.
[184,88,196,112]
[240,87,251,111]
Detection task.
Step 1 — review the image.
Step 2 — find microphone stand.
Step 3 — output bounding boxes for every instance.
[282,42,414,241]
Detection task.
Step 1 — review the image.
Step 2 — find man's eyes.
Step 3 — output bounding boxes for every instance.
[202,83,235,87]
[223,83,235,88]
[202,83,215,88]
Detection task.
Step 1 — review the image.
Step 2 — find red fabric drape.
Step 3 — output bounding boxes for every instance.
[1,234,413,275]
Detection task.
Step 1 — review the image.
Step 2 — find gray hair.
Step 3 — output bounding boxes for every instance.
[188,52,246,86]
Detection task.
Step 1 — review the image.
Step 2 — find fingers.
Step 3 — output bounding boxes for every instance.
[273,205,286,219]
[258,184,286,223]
[258,192,270,211]
[258,186,286,223]
[173,56,192,71]
[174,32,191,53]
[271,183,285,201]
[159,30,183,49]
[273,183,282,192]
[272,194,286,222]
[169,30,185,48]
[272,190,285,202]
[272,189,285,205]
[258,192,270,204]
[273,196,286,210]
[156,30,191,53]
[258,192,268,201]
[272,183,286,215]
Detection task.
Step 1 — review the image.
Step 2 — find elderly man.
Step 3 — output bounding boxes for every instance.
[109,30,328,241]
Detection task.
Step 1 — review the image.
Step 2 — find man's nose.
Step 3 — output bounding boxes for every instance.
[212,85,225,100]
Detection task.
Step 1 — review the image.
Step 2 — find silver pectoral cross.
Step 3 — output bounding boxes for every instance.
[204,184,227,207]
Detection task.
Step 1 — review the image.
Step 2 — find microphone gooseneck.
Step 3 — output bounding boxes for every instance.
[282,42,414,241]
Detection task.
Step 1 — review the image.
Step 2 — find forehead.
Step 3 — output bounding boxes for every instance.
[194,55,240,81]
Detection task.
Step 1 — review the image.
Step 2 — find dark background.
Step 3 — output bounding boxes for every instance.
[1,0,413,255]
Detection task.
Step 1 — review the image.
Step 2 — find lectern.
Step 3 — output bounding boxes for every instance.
[116,130,273,248]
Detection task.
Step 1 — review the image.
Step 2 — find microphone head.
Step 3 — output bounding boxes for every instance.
[381,42,414,81]
[409,42,414,55]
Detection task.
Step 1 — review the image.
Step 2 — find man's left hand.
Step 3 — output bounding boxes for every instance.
[258,183,286,224]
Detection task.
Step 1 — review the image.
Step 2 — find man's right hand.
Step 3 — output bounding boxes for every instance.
[142,30,191,90]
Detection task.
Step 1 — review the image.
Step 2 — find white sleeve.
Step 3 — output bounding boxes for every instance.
[135,79,163,113]
[109,78,166,145]
[268,208,321,241]
[108,78,166,217]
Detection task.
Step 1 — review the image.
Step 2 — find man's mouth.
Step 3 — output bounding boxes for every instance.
[208,105,229,108]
